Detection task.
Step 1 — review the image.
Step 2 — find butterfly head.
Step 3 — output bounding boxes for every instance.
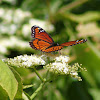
[57,43,59,46]
[53,43,59,46]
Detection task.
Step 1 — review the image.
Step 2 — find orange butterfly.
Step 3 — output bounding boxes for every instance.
[29,25,87,52]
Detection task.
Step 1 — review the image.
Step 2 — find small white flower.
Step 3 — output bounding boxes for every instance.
[4,9,13,22]
[10,24,17,34]
[55,55,69,63]
[63,68,68,74]
[71,72,78,76]
[0,8,5,17]
[22,24,31,37]
[0,45,7,54]
[0,24,8,34]
[22,62,28,66]
[17,55,23,60]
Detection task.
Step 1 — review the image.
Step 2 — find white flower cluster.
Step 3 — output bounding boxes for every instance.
[44,55,69,75]
[0,8,31,35]
[0,8,31,23]
[0,36,29,54]
[3,55,46,68]
[44,55,86,81]
[0,23,17,35]
[3,55,86,81]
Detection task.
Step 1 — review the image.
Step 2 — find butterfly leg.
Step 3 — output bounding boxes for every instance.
[58,50,61,55]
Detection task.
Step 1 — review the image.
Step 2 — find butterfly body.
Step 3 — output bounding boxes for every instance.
[29,25,87,52]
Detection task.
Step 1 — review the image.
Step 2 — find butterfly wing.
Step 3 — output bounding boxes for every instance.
[43,39,87,52]
[60,39,87,46]
[29,25,56,52]
[42,46,63,52]
[29,39,52,52]
[29,38,63,52]
[31,25,54,44]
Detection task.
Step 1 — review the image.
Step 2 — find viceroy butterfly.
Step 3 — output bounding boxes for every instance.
[29,25,87,52]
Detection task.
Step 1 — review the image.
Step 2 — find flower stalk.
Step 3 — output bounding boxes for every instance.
[33,67,45,83]
[30,82,45,99]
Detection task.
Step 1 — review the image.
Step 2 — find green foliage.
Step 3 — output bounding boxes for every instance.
[10,67,23,99]
[0,0,100,100]
[0,60,18,100]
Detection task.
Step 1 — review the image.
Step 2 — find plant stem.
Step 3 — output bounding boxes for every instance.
[30,82,45,99]
[33,67,45,83]
[59,0,88,13]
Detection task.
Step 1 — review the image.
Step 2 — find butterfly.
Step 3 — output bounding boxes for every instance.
[29,25,87,53]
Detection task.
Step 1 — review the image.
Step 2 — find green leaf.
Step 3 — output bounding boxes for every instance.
[10,67,23,99]
[0,85,8,100]
[74,44,100,70]
[0,60,18,100]
[81,71,97,88]
[74,43,100,88]
[89,88,100,100]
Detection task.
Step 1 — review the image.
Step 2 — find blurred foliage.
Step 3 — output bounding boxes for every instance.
[0,0,100,100]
